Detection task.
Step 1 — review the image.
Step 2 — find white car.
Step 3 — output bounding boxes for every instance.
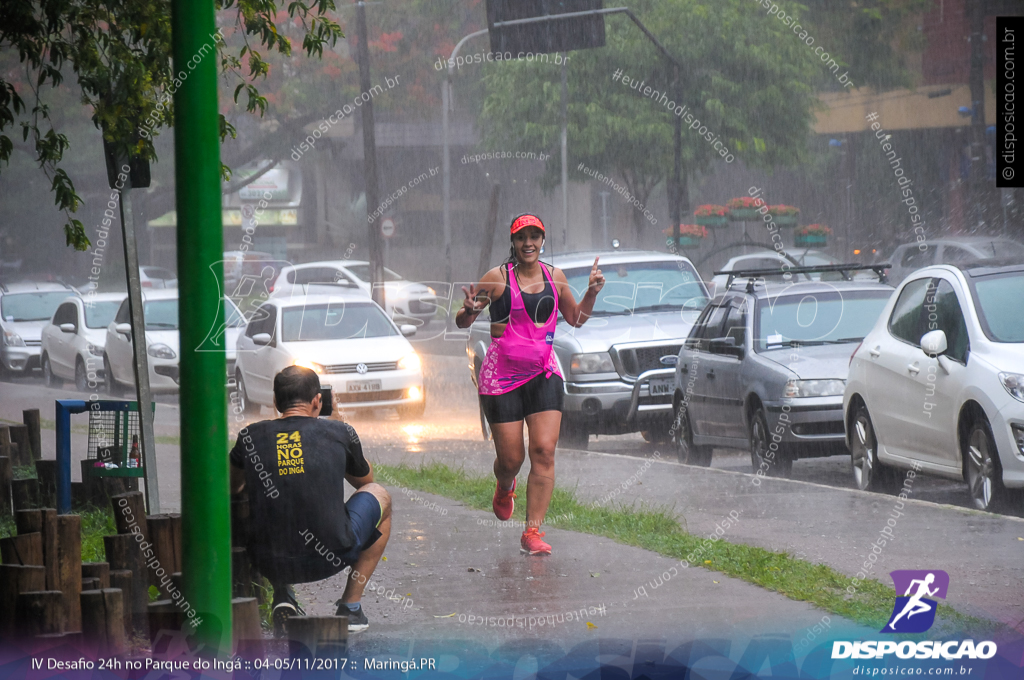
[104,290,245,394]
[234,292,425,418]
[139,266,178,289]
[41,293,126,391]
[844,262,1024,512]
[708,249,850,295]
[270,260,441,326]
[885,237,1024,285]
[0,281,78,375]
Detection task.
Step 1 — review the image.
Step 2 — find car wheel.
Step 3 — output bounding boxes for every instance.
[42,354,59,387]
[749,406,793,478]
[673,400,712,466]
[557,416,589,450]
[104,355,123,396]
[964,417,1009,512]
[850,403,899,492]
[236,371,260,417]
[478,396,492,441]
[75,358,89,393]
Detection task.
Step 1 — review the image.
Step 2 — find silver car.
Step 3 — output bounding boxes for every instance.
[466,250,710,449]
[672,265,894,476]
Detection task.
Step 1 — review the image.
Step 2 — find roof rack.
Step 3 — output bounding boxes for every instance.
[714,263,892,291]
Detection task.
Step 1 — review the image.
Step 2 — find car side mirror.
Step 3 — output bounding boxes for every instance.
[115,323,132,336]
[252,333,272,346]
[709,336,741,357]
[400,324,417,338]
[59,323,76,333]
[921,329,947,358]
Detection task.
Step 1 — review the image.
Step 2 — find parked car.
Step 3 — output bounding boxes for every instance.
[844,261,1024,512]
[885,237,1024,285]
[41,293,126,391]
[223,250,276,295]
[673,265,895,474]
[104,291,245,394]
[466,250,711,449]
[0,281,78,375]
[708,249,876,295]
[270,260,441,326]
[234,292,425,418]
[139,266,178,289]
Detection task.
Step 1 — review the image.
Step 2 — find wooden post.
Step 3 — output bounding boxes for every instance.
[111,491,148,537]
[0,564,45,638]
[81,588,128,657]
[0,426,11,458]
[57,514,82,632]
[232,597,262,657]
[16,591,65,637]
[147,600,184,643]
[287,616,347,658]
[11,476,37,510]
[0,532,43,565]
[109,569,133,639]
[147,514,182,595]
[82,562,111,589]
[34,460,57,507]
[104,534,148,636]
[8,424,31,466]
[71,481,89,508]
[14,508,42,534]
[23,409,41,461]
[82,577,100,591]
[19,508,59,589]
[0,456,12,515]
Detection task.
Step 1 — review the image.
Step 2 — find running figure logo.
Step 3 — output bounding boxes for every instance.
[881,570,949,633]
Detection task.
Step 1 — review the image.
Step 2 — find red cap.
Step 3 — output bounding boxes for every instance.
[510,214,545,235]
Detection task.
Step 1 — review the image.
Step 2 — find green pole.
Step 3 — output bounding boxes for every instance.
[171,0,231,651]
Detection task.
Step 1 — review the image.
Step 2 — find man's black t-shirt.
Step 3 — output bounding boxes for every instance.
[229,416,370,582]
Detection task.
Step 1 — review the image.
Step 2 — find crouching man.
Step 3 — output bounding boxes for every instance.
[229,365,391,636]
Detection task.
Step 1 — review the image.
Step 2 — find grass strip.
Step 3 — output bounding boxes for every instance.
[1,417,180,445]
[377,462,1003,639]
[0,503,114,564]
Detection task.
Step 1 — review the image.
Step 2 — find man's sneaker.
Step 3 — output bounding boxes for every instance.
[492,478,517,521]
[335,600,369,633]
[520,527,551,555]
[271,585,305,638]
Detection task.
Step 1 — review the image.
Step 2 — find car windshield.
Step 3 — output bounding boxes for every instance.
[281,303,397,341]
[83,301,121,328]
[1,292,71,322]
[342,265,403,283]
[972,272,1024,343]
[144,300,179,329]
[754,289,892,351]
[562,261,708,316]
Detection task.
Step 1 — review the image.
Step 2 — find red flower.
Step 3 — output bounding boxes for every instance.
[693,204,728,217]
[726,196,763,210]
[798,224,832,235]
[767,204,800,216]
[663,224,708,238]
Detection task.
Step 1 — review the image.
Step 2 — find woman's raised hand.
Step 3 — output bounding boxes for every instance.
[461,283,488,315]
[589,256,605,294]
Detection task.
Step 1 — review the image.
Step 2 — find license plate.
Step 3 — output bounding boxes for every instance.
[347,380,382,393]
[649,378,673,395]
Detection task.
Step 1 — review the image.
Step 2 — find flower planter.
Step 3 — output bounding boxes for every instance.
[728,208,760,221]
[772,215,798,227]
[694,215,728,228]
[668,236,705,248]
[794,234,828,247]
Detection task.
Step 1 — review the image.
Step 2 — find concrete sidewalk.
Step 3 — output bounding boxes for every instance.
[363,439,1024,633]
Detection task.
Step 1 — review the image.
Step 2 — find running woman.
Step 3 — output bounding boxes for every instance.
[455,213,605,555]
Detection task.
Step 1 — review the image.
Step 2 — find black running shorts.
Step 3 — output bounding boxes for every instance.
[480,373,564,425]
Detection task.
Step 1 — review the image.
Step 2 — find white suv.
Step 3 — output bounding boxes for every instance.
[234,292,425,418]
[41,293,125,391]
[844,262,1024,511]
[0,281,78,375]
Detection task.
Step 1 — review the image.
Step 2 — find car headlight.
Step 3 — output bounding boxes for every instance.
[147,343,177,360]
[398,352,421,371]
[293,359,325,374]
[426,287,437,296]
[3,329,25,347]
[784,379,846,398]
[87,343,104,357]
[570,352,615,374]
[999,372,1024,403]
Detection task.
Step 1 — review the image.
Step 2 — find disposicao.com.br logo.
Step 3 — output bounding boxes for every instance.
[832,570,997,661]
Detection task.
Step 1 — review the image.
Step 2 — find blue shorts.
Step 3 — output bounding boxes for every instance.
[336,490,383,566]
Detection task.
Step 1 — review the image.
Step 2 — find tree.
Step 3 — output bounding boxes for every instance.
[0,0,344,250]
[478,0,821,242]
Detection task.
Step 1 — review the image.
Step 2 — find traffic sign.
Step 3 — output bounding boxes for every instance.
[381,218,396,239]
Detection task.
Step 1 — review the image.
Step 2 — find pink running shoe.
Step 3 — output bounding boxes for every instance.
[520,527,551,555]
[492,478,516,521]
